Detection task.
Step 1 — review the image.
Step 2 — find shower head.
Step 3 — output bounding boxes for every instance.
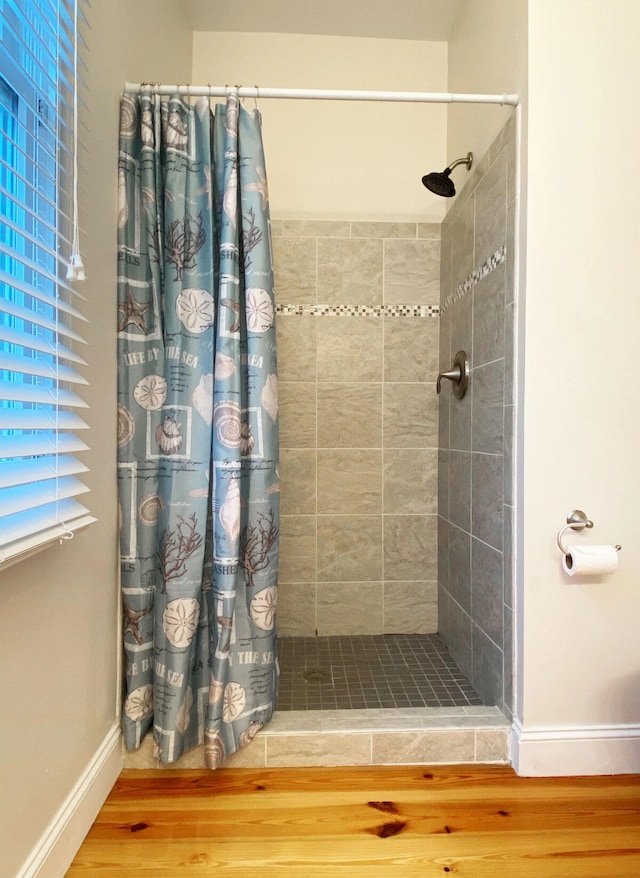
[422,152,473,197]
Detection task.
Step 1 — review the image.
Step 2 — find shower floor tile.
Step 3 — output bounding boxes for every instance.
[276,634,484,711]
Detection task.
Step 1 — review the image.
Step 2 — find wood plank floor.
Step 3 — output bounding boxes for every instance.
[67,765,640,876]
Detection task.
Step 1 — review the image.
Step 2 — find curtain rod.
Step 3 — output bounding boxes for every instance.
[124,82,519,106]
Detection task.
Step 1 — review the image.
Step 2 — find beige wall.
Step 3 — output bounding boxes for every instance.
[521,0,640,733]
[0,3,192,875]
[192,31,448,222]
[447,0,527,174]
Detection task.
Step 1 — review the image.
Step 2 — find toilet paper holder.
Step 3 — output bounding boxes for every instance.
[557,509,622,555]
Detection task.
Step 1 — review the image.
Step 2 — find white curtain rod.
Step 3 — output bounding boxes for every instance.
[124,82,519,106]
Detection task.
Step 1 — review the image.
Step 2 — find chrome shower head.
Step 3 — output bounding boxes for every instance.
[422,152,473,197]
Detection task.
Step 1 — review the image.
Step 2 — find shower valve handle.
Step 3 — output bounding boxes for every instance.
[436,350,469,400]
[436,365,461,393]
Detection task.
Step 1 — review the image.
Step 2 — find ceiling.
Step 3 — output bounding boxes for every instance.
[183,0,463,41]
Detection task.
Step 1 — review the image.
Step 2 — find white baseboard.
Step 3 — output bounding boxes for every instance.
[17,723,122,878]
[512,719,640,776]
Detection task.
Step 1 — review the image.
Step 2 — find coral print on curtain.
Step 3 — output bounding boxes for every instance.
[117,90,279,766]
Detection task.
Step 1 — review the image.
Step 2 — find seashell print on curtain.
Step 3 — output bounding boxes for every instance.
[117,90,279,766]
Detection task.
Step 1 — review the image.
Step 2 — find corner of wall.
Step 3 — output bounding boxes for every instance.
[17,726,122,878]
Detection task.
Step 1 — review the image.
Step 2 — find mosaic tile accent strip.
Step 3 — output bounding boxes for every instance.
[276,303,440,317]
[441,244,506,314]
[277,634,484,711]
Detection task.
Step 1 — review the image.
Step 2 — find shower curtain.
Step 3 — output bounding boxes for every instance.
[117,91,279,766]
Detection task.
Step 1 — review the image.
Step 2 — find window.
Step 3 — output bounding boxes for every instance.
[0,0,93,566]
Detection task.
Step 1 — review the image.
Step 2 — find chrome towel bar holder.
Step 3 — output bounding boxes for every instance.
[556,509,621,555]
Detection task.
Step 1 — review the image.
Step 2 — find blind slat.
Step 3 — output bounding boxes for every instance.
[0,380,88,407]
[0,350,89,384]
[0,323,87,365]
[0,297,88,344]
[0,475,89,516]
[0,432,89,459]
[0,409,89,430]
[0,498,94,546]
[0,176,80,254]
[0,453,88,489]
[0,188,73,259]
[0,267,89,321]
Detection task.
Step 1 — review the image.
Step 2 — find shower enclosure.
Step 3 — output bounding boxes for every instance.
[123,112,517,771]
[275,112,516,723]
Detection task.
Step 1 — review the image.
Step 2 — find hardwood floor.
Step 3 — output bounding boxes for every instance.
[67,765,640,876]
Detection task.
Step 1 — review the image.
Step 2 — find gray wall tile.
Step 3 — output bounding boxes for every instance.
[451,195,474,290]
[383,317,439,382]
[471,453,504,551]
[277,582,317,636]
[317,383,382,448]
[471,537,504,648]
[317,515,383,583]
[448,598,473,681]
[317,581,384,635]
[384,383,438,448]
[279,448,316,515]
[437,580,450,641]
[317,449,382,515]
[504,302,515,404]
[277,315,316,381]
[448,524,471,613]
[282,220,350,237]
[438,448,449,520]
[472,626,503,706]
[279,515,317,583]
[474,148,507,265]
[472,360,505,455]
[449,450,471,532]
[473,264,506,367]
[317,318,383,383]
[318,238,383,306]
[384,238,440,305]
[448,377,472,452]
[272,237,317,304]
[437,516,450,592]
[384,514,437,581]
[384,448,438,515]
[503,405,514,505]
[383,581,438,634]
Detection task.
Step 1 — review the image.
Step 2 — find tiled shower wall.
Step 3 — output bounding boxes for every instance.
[273,220,441,637]
[437,115,516,716]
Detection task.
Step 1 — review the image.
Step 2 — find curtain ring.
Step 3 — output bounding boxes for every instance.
[254,84,260,111]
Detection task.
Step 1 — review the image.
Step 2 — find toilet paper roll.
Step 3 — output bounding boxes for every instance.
[562,545,619,577]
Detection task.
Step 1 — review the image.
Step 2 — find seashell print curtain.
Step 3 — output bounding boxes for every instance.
[117,91,279,766]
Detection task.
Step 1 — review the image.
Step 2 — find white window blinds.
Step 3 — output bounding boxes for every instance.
[0,0,94,565]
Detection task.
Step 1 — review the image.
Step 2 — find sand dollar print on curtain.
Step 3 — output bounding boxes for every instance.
[117,90,279,766]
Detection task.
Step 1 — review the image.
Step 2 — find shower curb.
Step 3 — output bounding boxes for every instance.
[123,706,511,770]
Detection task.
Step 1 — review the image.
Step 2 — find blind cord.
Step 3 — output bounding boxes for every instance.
[66,0,84,282]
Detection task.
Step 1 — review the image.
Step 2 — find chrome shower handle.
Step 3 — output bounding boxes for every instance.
[436,350,469,399]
